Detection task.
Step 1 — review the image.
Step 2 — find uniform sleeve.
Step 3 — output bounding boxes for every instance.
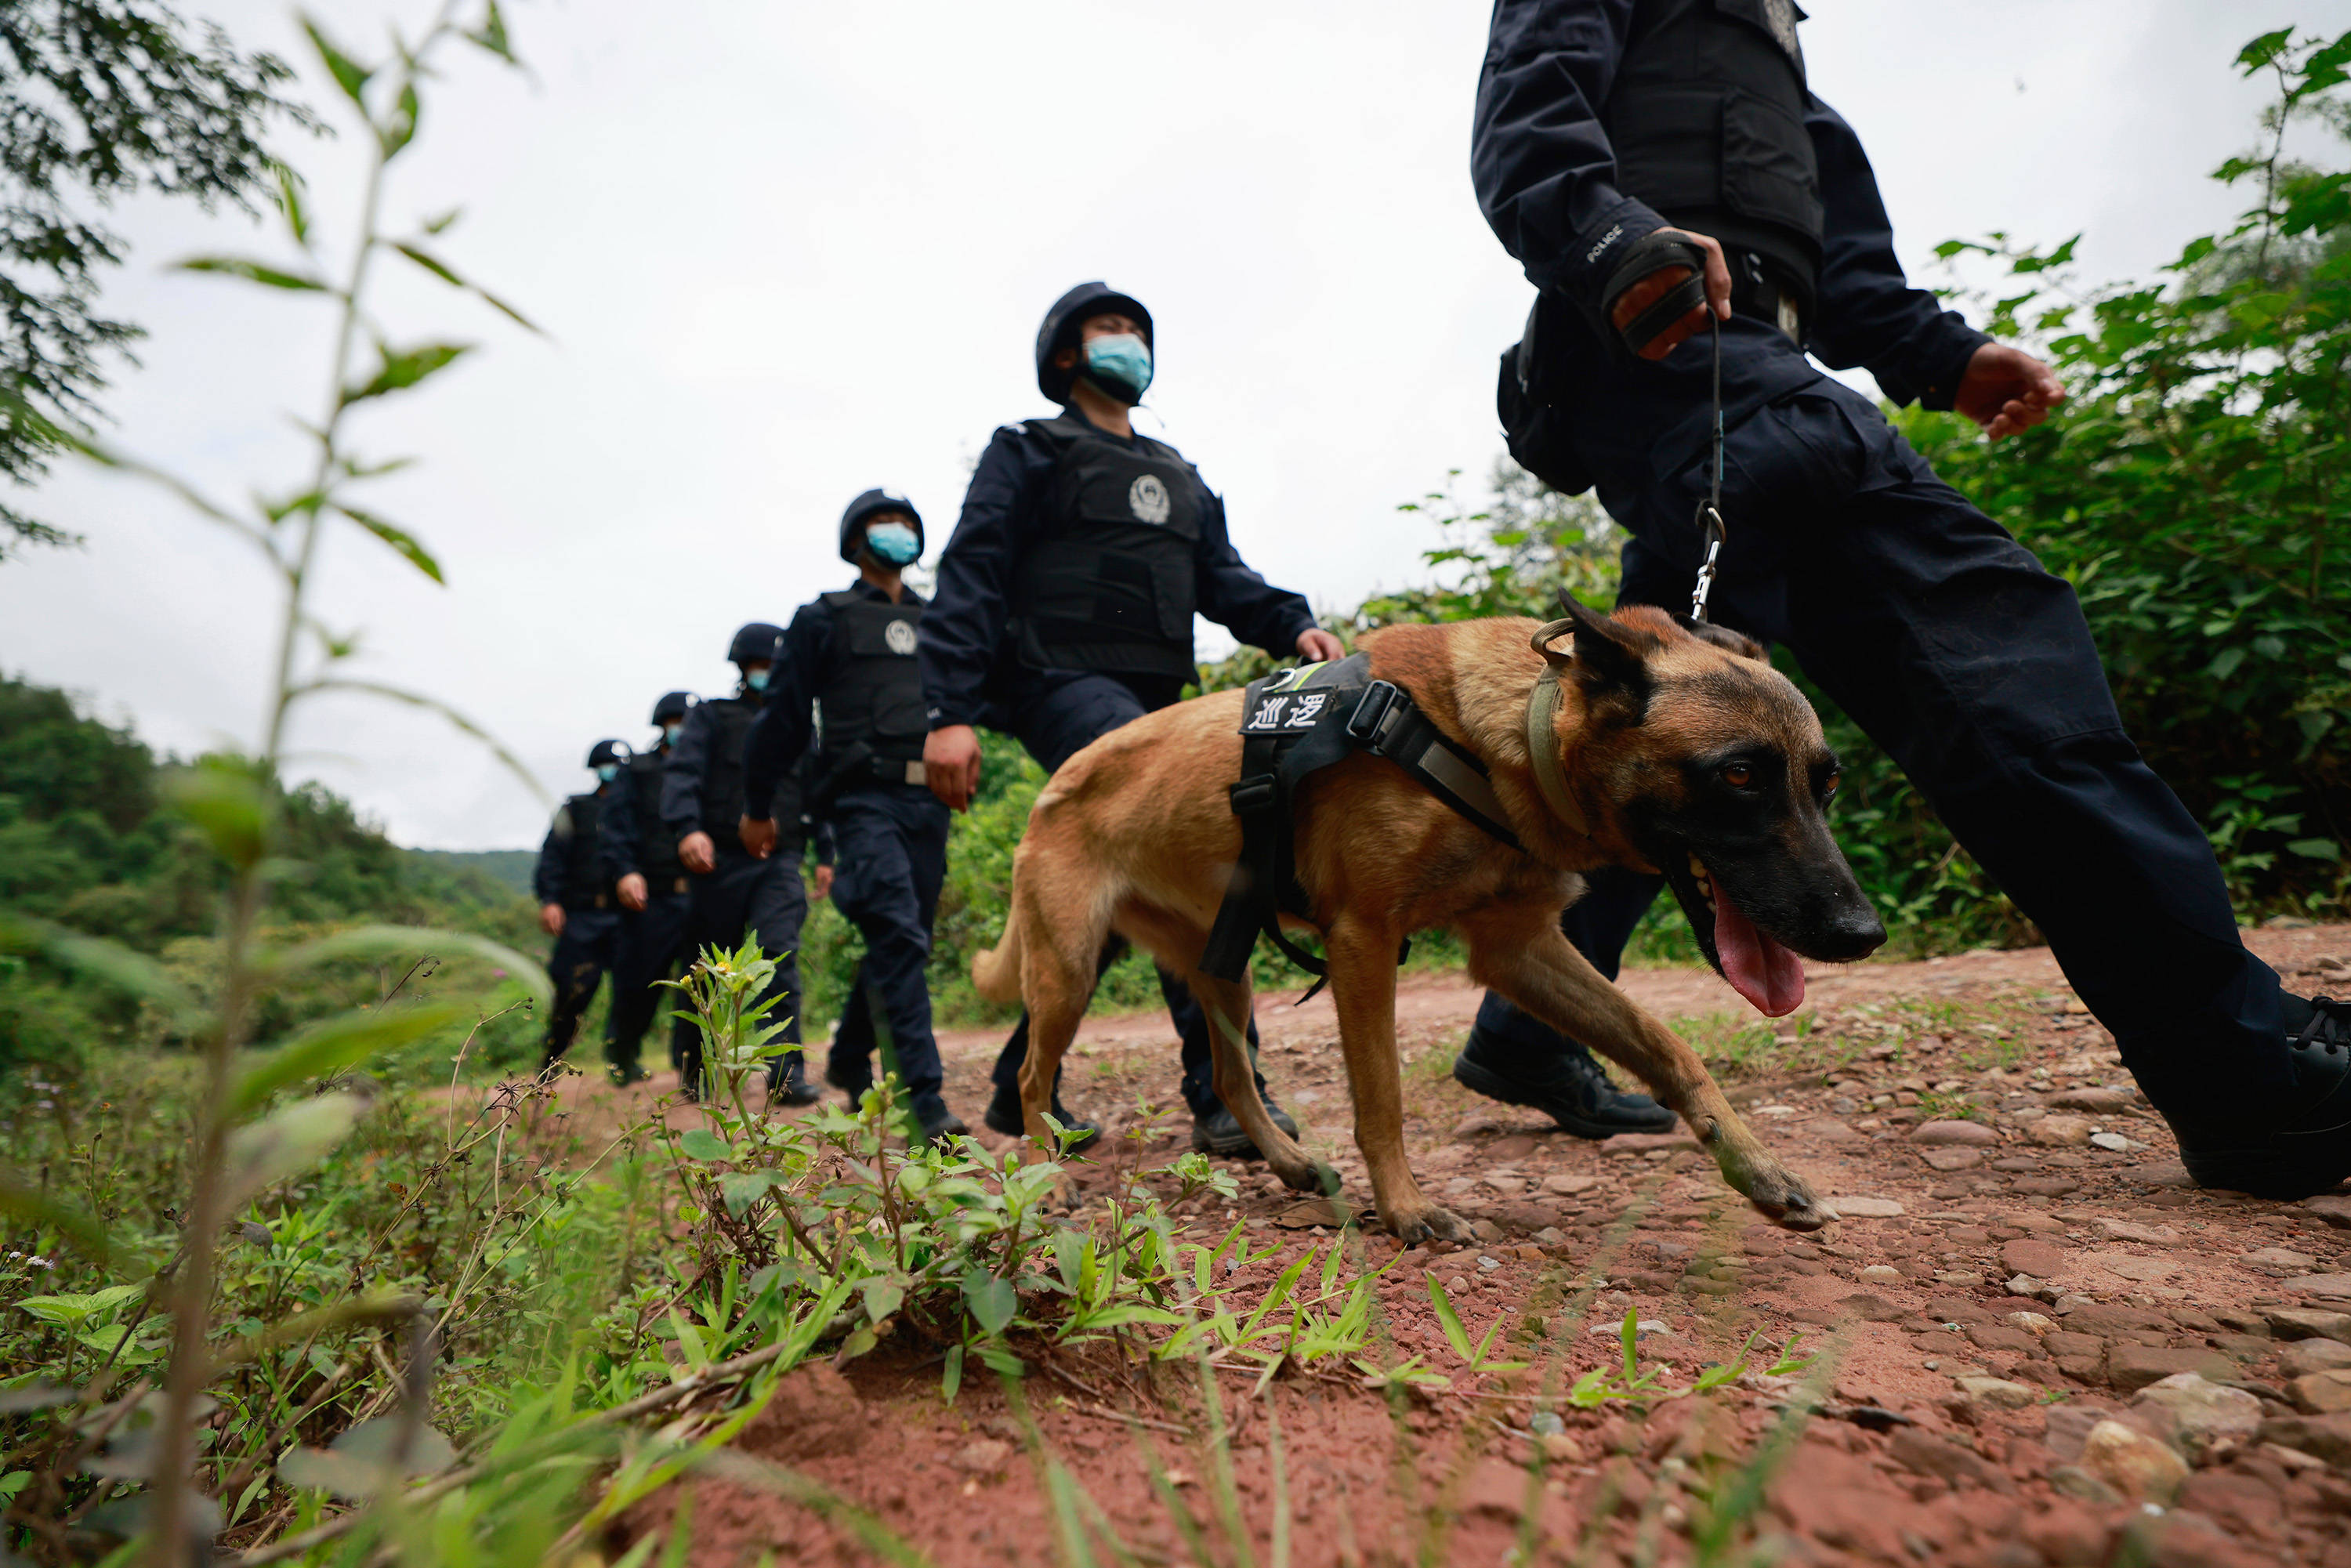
[597,770,641,882]
[1470,0,1664,322]
[918,427,1037,730]
[742,607,821,822]
[1192,489,1316,658]
[1804,97,1987,411]
[661,708,713,839]
[531,808,568,904]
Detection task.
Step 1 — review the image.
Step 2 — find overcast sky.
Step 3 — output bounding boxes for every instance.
[1,0,2342,849]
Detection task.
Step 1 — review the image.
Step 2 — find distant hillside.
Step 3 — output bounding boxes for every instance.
[409,847,536,898]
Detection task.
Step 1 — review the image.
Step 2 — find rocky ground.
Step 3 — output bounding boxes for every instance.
[578,922,2351,1567]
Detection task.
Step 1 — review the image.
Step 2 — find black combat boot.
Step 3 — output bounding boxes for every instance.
[770,1052,823,1109]
[1190,1093,1302,1159]
[606,1057,650,1088]
[2177,994,2351,1199]
[984,1081,1103,1153]
[911,1092,969,1147]
[1451,1027,1678,1139]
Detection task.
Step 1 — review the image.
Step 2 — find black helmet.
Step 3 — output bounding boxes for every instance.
[726,622,785,666]
[649,690,693,726]
[1034,281,1153,404]
[838,489,923,565]
[586,738,628,769]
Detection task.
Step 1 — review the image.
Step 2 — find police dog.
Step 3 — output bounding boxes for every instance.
[971,600,1885,1240]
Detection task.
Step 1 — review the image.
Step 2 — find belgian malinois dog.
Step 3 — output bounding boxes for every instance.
[971,599,1886,1240]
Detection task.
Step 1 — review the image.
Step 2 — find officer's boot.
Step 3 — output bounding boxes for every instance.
[911,1092,969,1147]
[769,1051,822,1109]
[2177,993,2351,1198]
[1451,1025,1676,1139]
[984,1071,1103,1153]
[1190,1092,1301,1159]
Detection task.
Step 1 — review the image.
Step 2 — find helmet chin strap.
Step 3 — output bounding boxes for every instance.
[1524,618,1591,838]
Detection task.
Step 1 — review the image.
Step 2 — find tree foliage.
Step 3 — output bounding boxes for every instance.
[0,0,312,557]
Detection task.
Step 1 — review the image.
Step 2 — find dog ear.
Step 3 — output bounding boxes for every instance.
[1676,616,1770,664]
[1558,594,1657,695]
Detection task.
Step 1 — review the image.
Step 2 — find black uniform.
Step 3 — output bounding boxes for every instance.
[596,745,694,1073]
[531,788,621,1062]
[745,581,952,1109]
[661,690,808,1089]
[919,407,1317,1118]
[1465,0,2294,1132]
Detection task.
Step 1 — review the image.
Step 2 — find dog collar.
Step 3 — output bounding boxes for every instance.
[1526,617,1592,838]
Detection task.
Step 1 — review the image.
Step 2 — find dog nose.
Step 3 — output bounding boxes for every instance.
[1817,898,1886,961]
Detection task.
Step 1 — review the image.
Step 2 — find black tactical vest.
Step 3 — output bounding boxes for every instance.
[1009,414,1204,682]
[621,751,683,880]
[555,792,607,908]
[816,589,928,763]
[1607,0,1824,303]
[698,697,801,855]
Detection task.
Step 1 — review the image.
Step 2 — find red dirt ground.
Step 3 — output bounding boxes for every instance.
[559,923,2351,1567]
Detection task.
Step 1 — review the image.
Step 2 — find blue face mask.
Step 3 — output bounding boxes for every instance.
[663,722,683,745]
[596,763,618,783]
[864,520,920,566]
[744,667,771,693]
[1081,334,1153,404]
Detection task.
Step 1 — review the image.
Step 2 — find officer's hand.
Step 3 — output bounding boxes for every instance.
[738,814,777,860]
[1955,342,2066,441]
[538,902,566,936]
[812,864,835,901]
[679,831,716,875]
[1609,227,1733,361]
[926,725,984,813]
[617,873,648,912]
[1295,628,1346,663]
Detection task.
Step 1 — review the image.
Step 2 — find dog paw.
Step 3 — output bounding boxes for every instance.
[1388,1206,1474,1244]
[1741,1167,1830,1232]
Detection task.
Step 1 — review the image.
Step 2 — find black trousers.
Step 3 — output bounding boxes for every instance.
[606,882,692,1069]
[670,849,806,1084]
[1479,326,2290,1134]
[825,784,951,1103]
[542,906,623,1059]
[987,670,1263,1120]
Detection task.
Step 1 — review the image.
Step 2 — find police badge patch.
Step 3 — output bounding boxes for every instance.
[1237,653,1372,735]
[883,619,918,655]
[1762,0,1802,66]
[1128,473,1172,525]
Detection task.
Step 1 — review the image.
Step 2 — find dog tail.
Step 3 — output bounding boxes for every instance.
[970,902,1026,1005]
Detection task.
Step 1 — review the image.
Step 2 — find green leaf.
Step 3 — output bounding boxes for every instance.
[163,755,271,869]
[1425,1274,1473,1361]
[859,1278,905,1324]
[255,924,552,1008]
[389,243,543,334]
[334,504,444,584]
[230,1004,463,1117]
[2237,27,2295,72]
[719,1171,779,1213]
[2288,838,2341,860]
[678,1129,732,1162]
[467,0,519,63]
[962,1270,1017,1337]
[0,1174,114,1266]
[273,163,310,245]
[299,14,373,105]
[342,342,472,406]
[940,1342,964,1402]
[221,1094,365,1211]
[0,915,200,1027]
[379,81,420,158]
[176,256,328,292]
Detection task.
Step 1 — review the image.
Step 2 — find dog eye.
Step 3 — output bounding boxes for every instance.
[1722,762,1755,789]
[1821,768,1841,798]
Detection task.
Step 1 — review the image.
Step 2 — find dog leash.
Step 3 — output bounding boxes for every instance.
[1690,310,1726,625]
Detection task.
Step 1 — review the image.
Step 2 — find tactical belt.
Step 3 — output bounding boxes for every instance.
[810,744,929,808]
[1198,655,1524,994]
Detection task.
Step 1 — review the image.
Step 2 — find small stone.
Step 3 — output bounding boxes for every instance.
[1529,1410,1567,1436]
[2049,1087,2134,1112]
[2088,1132,2136,1153]
[1922,1147,1985,1171]
[1912,1119,2001,1146]
[1538,1432,1581,1464]
[2096,1219,2179,1245]
[2001,1240,2071,1279]
[1858,1265,1902,1284]
[2282,1338,2351,1377]
[2131,1373,2262,1458]
[1597,1132,1701,1157]
[2268,1307,2351,1342]
[1541,1173,1597,1197]
[2093,1253,2179,1284]
[2255,1412,2351,1465]
[2301,1194,2351,1229]
[952,1437,1013,1475]
[2007,1311,2056,1333]
[2109,1344,2236,1393]
[2244,1246,2320,1271]
[2293,1369,2351,1414]
[2030,1116,2097,1147]
[2005,1273,2053,1299]
[1957,1375,2037,1409]
[1470,1219,1504,1243]
[2285,1273,2351,1298]
[2078,1420,2187,1504]
[1830,1196,1905,1218]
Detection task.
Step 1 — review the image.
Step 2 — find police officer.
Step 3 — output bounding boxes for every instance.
[741,491,966,1144]
[597,690,696,1088]
[919,281,1349,1157]
[1466,0,2351,1197]
[661,625,820,1104]
[534,739,627,1077]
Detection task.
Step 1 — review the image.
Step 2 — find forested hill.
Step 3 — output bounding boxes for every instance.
[0,673,534,950]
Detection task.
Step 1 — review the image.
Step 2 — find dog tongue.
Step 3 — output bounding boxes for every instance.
[1713,884,1806,1016]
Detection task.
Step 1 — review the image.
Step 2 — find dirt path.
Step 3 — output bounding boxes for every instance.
[556,924,2351,1567]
